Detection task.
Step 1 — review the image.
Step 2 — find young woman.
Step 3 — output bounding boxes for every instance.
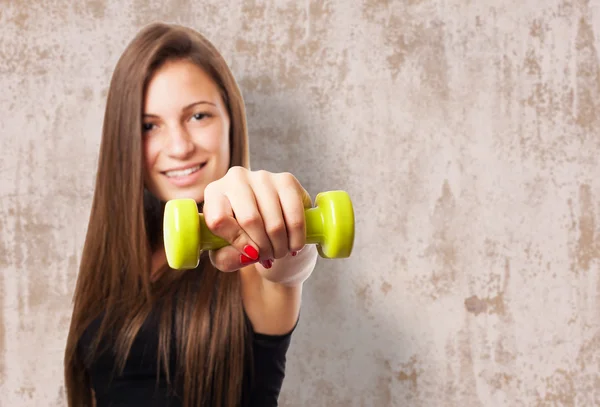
[63,22,318,407]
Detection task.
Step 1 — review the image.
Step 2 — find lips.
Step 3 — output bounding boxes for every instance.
[163,162,206,178]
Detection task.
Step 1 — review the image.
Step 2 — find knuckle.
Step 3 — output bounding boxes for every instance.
[232,228,248,247]
[278,172,298,187]
[266,221,286,237]
[204,212,227,232]
[254,170,271,183]
[237,213,260,229]
[227,166,246,178]
[287,217,305,232]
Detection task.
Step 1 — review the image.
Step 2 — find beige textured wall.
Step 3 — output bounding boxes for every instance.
[1,0,599,406]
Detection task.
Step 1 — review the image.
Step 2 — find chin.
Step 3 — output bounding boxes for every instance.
[145,183,203,203]
[162,188,205,203]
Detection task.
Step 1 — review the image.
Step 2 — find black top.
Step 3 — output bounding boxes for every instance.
[78,304,296,407]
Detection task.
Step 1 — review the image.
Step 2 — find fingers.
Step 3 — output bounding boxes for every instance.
[225,177,276,261]
[273,173,311,254]
[202,183,261,271]
[251,172,288,260]
[203,169,311,272]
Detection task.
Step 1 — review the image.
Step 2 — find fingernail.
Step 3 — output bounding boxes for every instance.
[261,259,273,269]
[291,251,298,257]
[240,254,256,265]
[243,245,259,260]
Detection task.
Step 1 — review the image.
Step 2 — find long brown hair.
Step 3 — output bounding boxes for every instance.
[64,22,251,407]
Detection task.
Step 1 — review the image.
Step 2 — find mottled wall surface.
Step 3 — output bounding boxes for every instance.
[1,0,599,406]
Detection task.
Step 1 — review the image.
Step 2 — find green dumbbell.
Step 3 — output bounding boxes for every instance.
[163,190,355,269]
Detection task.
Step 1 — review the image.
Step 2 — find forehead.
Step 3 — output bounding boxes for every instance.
[143,59,222,112]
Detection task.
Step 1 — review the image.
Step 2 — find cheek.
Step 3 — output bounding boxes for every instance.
[143,137,161,174]
[193,123,230,158]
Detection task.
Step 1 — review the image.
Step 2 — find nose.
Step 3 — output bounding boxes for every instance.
[166,124,195,159]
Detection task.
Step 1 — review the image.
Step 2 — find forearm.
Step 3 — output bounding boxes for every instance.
[243,246,318,335]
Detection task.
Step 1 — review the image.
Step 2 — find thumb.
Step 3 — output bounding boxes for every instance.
[208,245,260,272]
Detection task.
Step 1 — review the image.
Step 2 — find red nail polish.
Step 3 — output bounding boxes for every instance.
[243,245,259,260]
[240,254,256,265]
[261,259,272,269]
[291,251,298,257]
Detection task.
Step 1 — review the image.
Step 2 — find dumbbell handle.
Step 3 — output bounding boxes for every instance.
[197,207,324,251]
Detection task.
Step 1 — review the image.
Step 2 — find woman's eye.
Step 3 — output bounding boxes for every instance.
[142,123,155,132]
[192,112,209,121]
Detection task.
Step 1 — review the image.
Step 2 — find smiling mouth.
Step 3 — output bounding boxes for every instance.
[163,162,206,178]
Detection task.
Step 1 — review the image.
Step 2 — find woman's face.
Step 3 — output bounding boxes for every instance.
[142,59,231,203]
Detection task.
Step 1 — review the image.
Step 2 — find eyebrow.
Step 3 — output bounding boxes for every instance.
[143,101,216,118]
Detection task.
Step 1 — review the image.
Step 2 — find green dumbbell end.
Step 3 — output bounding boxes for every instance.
[305,190,355,258]
[164,199,201,270]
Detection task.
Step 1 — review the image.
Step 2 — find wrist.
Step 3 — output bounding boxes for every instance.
[259,245,318,286]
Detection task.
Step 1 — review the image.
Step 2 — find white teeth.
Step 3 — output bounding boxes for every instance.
[165,164,202,178]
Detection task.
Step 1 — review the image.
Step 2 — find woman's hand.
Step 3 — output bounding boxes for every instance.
[203,166,317,284]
